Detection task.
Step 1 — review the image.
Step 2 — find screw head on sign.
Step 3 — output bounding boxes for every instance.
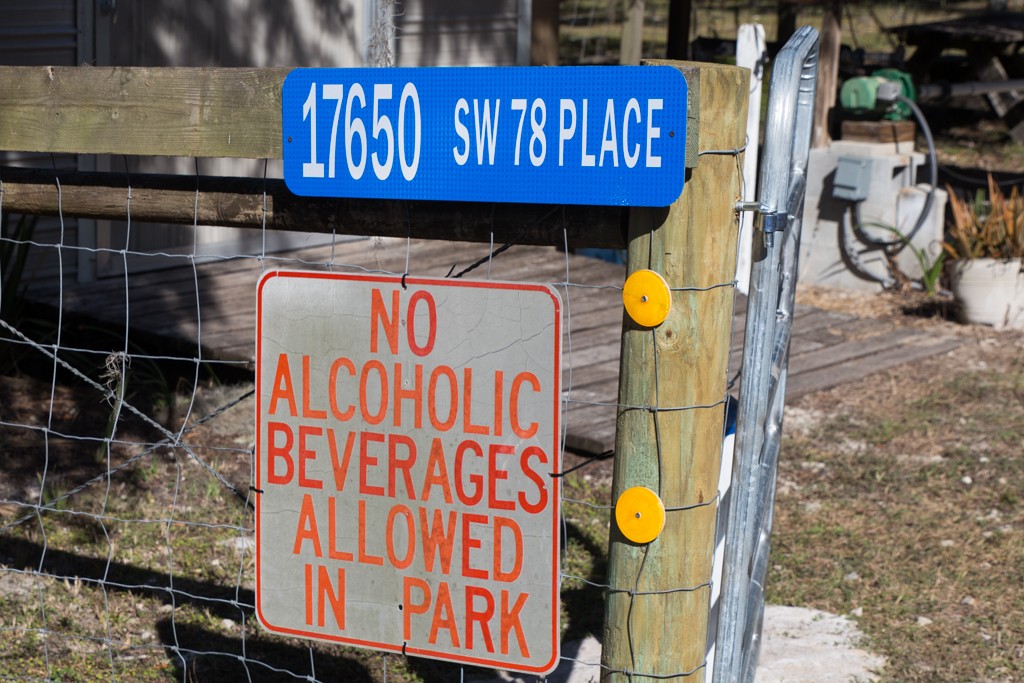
[614,486,666,544]
[622,269,671,327]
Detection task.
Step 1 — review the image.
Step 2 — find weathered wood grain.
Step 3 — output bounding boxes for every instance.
[603,61,749,683]
[0,166,629,248]
[0,66,288,158]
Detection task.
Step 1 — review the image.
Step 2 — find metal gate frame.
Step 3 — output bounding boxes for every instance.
[714,25,821,683]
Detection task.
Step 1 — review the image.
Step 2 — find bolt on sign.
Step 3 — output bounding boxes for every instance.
[255,271,562,675]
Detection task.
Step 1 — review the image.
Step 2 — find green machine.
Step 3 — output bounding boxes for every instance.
[831,68,939,289]
[839,69,917,120]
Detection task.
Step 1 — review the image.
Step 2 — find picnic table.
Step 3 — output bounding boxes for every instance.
[888,11,1024,140]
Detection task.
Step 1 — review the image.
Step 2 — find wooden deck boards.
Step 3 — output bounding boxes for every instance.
[29,239,963,454]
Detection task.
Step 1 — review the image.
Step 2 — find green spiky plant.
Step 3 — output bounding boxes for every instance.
[862,221,948,297]
[882,226,947,297]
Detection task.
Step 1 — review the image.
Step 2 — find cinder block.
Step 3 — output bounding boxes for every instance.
[798,141,946,292]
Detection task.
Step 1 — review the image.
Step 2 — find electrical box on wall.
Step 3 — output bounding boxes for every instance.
[799,140,948,292]
[832,156,873,202]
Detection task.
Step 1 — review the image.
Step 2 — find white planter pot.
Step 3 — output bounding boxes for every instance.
[950,257,1024,330]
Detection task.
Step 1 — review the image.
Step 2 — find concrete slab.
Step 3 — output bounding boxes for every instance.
[758,605,886,682]
[476,605,884,683]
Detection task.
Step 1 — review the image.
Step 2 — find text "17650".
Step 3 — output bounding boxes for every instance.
[300,82,422,181]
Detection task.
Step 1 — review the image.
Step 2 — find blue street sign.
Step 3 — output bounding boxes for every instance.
[282,67,687,207]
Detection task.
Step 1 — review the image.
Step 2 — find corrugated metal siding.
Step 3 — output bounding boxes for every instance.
[0,2,78,65]
[1,0,82,285]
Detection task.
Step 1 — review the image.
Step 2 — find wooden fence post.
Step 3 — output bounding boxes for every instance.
[601,60,749,682]
[812,1,842,148]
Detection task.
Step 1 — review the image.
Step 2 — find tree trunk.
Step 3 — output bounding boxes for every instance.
[530,0,560,66]
[665,0,692,60]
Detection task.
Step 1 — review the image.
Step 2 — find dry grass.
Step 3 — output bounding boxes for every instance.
[0,374,612,682]
[770,320,1024,682]
[3,301,1022,682]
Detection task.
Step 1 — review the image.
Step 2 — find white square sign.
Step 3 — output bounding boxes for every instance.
[255,271,562,674]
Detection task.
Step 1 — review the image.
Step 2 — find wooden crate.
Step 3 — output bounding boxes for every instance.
[840,119,917,143]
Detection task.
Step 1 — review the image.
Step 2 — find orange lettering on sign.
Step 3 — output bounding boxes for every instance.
[399,580,533,658]
[328,357,356,421]
[357,499,384,566]
[406,290,437,357]
[465,585,496,653]
[454,440,484,506]
[393,363,424,428]
[519,445,550,514]
[327,497,354,561]
[461,513,489,580]
[427,366,458,431]
[462,368,488,435]
[428,581,460,648]
[487,443,515,511]
[317,565,346,629]
[510,372,541,438]
[301,355,327,419]
[500,591,531,657]
[370,288,438,357]
[370,288,401,354]
[402,576,431,641]
[493,516,524,582]
[266,422,294,485]
[359,432,386,497]
[385,505,416,569]
[327,429,355,491]
[268,354,297,417]
[293,494,322,558]
[303,563,346,629]
[388,434,417,498]
[359,360,389,425]
[418,507,457,574]
[298,425,324,490]
[421,438,454,504]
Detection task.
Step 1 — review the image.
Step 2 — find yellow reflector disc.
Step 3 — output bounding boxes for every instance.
[622,269,671,327]
[614,486,666,544]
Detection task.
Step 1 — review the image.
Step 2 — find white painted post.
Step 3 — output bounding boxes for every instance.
[734,23,766,295]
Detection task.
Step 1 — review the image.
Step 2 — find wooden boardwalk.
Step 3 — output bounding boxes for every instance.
[32,238,962,454]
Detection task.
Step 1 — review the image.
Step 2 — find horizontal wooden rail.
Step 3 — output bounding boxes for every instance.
[0,66,288,159]
[0,166,629,248]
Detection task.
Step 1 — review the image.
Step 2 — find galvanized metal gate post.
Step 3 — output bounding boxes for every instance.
[714,26,820,683]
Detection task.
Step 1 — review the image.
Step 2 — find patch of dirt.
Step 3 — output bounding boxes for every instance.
[796,284,906,320]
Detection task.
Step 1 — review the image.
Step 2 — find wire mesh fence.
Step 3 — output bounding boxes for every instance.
[0,38,816,682]
[0,190,735,681]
